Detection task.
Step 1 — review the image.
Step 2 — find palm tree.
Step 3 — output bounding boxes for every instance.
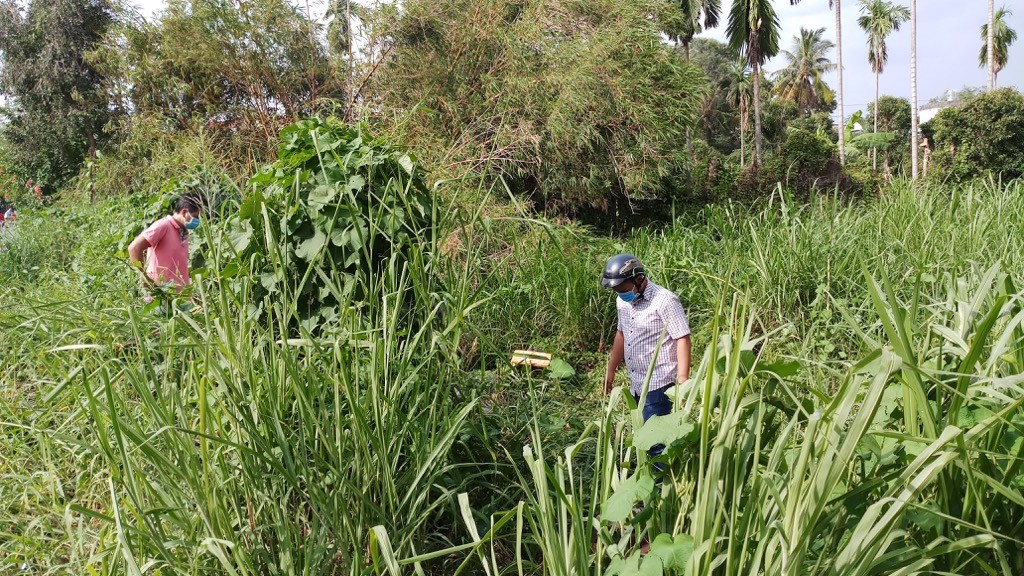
[910,0,918,178]
[727,60,753,165]
[790,0,846,164]
[857,0,910,170]
[727,0,781,165]
[773,27,836,117]
[979,7,1018,87]
[666,0,723,61]
[987,0,995,89]
[833,0,845,165]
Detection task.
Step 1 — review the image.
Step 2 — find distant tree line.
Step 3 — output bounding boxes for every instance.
[0,0,1020,217]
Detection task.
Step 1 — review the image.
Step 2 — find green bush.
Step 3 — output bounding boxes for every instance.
[781,129,835,171]
[844,158,885,197]
[657,139,736,207]
[734,156,785,201]
[781,129,861,199]
[68,114,245,201]
[761,98,801,152]
[733,132,862,201]
[930,88,1024,182]
[868,96,911,176]
[788,112,836,143]
[219,118,432,332]
[372,0,705,215]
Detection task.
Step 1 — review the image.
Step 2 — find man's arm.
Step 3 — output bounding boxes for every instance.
[127,235,152,286]
[604,330,625,393]
[676,334,691,383]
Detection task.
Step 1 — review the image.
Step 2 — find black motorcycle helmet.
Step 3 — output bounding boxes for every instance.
[601,253,645,289]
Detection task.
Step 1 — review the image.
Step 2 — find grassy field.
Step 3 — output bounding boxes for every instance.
[2,177,1023,575]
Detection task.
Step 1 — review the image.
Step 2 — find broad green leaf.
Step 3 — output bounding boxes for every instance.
[759,359,801,379]
[601,473,655,522]
[648,533,693,572]
[308,183,337,206]
[607,556,626,576]
[906,504,945,537]
[398,154,415,174]
[547,357,575,380]
[345,174,366,194]
[295,229,327,262]
[227,220,253,253]
[633,413,696,451]
[619,551,664,576]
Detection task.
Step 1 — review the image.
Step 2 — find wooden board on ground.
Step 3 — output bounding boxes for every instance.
[510,349,552,368]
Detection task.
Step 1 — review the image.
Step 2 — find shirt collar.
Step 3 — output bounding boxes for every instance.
[629,280,659,305]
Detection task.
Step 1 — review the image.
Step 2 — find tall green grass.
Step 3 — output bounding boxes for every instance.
[1,182,510,573]
[422,263,1023,575]
[3,177,1024,574]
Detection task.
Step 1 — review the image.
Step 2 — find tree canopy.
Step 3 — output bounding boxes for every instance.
[0,0,116,191]
[370,0,707,212]
[773,27,837,116]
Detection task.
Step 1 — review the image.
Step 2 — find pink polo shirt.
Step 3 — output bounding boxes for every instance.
[140,215,190,289]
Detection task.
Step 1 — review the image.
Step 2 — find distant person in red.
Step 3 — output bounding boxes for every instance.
[127,194,203,291]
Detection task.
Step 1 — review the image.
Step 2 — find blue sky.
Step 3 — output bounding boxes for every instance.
[700,0,1024,120]
[126,0,1023,123]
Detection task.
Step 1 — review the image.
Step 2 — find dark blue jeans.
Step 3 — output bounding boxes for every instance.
[634,385,672,459]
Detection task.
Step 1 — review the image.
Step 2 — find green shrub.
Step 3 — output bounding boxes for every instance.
[788,112,836,143]
[868,95,912,176]
[781,130,862,199]
[68,114,245,201]
[761,98,801,152]
[844,158,885,197]
[781,129,835,171]
[656,139,737,208]
[219,118,432,332]
[930,88,1024,182]
[732,132,862,201]
[735,155,785,201]
[372,0,705,215]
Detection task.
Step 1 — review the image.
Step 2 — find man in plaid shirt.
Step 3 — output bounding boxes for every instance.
[601,254,692,424]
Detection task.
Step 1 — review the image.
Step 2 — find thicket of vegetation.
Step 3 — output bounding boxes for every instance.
[2,0,1024,574]
[4,167,1024,573]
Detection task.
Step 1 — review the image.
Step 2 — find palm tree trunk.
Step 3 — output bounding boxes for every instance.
[910,0,919,179]
[346,0,354,120]
[835,0,846,166]
[987,0,995,90]
[753,63,763,165]
[873,68,879,171]
[740,95,747,166]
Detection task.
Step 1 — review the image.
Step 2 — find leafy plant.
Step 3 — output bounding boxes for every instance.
[219,117,432,332]
[930,87,1024,182]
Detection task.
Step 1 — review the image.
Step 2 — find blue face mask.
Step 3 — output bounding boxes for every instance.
[184,215,201,230]
[617,290,638,303]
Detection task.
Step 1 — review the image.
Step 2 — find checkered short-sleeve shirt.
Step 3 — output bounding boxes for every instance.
[616,281,691,394]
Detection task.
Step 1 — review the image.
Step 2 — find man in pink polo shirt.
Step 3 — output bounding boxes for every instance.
[127,194,203,291]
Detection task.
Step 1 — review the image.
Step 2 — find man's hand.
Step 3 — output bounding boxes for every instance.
[131,259,152,288]
[127,235,151,288]
[676,334,692,384]
[604,373,616,394]
[604,330,625,394]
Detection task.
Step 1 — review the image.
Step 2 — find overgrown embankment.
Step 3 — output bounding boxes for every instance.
[2,176,1024,574]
